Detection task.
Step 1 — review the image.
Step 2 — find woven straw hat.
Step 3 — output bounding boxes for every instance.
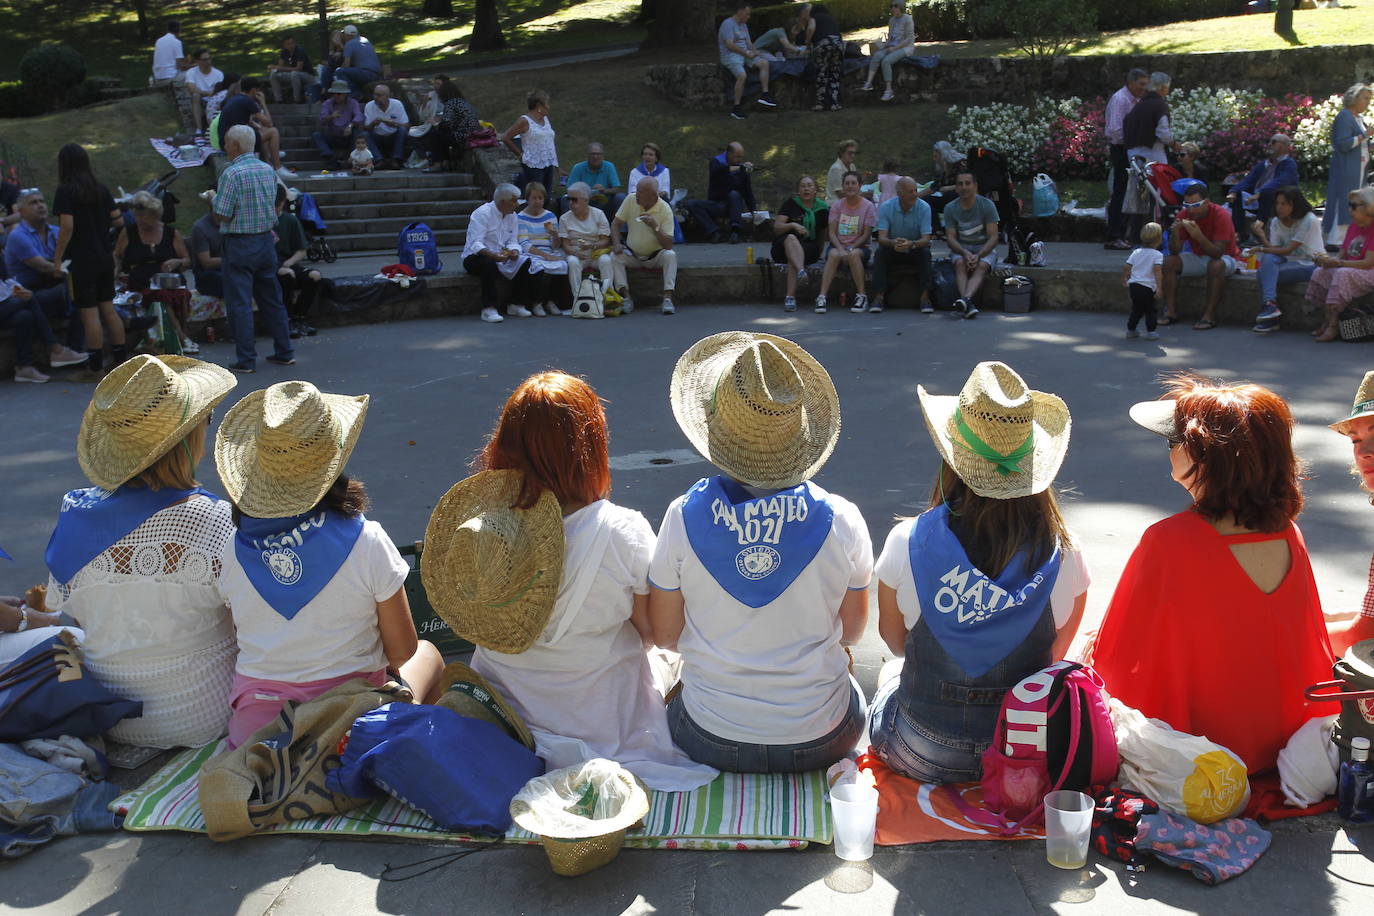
[78,354,237,491]
[919,361,1071,500]
[436,661,535,750]
[214,381,369,518]
[1331,370,1374,436]
[421,470,564,654]
[670,331,840,489]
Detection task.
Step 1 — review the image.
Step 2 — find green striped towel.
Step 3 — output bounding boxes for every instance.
[111,741,832,850]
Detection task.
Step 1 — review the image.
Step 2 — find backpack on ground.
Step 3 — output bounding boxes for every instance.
[952,661,1119,834]
[571,277,604,319]
[931,257,958,309]
[397,222,442,275]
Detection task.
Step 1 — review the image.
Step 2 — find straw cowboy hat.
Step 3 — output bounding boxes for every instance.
[670,331,840,490]
[919,361,1071,500]
[77,354,236,491]
[1331,370,1374,436]
[421,469,564,655]
[214,381,369,518]
[435,661,535,750]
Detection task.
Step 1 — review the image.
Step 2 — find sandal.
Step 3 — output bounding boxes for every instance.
[1192,319,1216,330]
[1157,314,1178,326]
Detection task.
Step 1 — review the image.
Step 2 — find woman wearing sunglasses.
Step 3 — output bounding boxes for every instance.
[1308,186,1374,342]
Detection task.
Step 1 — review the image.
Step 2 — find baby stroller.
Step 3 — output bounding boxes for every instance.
[289,189,337,264]
[1125,156,1183,242]
[965,147,1034,265]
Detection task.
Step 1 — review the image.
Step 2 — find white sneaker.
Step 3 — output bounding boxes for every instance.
[181,338,200,355]
[480,307,504,323]
[784,296,797,312]
[963,303,980,320]
[506,304,533,318]
[661,298,675,315]
[531,303,548,317]
[880,88,895,102]
[620,296,634,314]
[558,307,572,316]
[14,365,49,383]
[1144,331,1160,340]
[814,294,827,314]
[850,293,868,313]
[920,301,934,313]
[48,345,89,368]
[276,166,297,178]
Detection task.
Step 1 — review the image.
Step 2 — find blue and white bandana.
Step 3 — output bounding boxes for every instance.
[908,503,1061,679]
[45,485,215,585]
[234,510,365,620]
[681,476,834,608]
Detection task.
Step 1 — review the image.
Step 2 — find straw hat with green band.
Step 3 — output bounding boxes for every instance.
[1331,370,1374,436]
[214,381,369,518]
[918,361,1071,500]
[78,354,237,491]
[435,661,536,750]
[421,470,564,655]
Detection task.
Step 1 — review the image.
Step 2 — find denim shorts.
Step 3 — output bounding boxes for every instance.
[866,677,985,784]
[667,679,865,774]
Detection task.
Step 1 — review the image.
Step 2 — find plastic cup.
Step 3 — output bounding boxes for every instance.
[1043,790,1094,870]
[830,783,879,861]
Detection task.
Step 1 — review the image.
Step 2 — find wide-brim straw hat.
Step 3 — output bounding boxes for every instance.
[670,331,840,489]
[919,361,1071,500]
[327,79,351,95]
[421,469,564,655]
[1331,370,1374,436]
[78,354,237,491]
[214,381,369,518]
[436,661,535,750]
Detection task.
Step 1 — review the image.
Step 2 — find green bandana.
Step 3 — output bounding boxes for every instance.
[792,194,827,238]
[953,410,1033,476]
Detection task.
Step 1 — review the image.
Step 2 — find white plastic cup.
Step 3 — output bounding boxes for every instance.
[830,783,879,861]
[1043,790,1094,870]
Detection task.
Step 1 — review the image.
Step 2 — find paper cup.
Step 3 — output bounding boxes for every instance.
[830,783,879,861]
[1044,790,1094,870]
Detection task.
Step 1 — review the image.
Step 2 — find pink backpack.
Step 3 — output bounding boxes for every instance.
[954,661,1119,833]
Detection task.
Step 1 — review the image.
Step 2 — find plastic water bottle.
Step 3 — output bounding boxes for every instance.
[1338,736,1374,824]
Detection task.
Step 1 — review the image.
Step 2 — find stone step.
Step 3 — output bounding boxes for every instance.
[327,229,466,253]
[280,173,476,191]
[313,200,480,220]
[304,186,483,205]
[326,213,470,235]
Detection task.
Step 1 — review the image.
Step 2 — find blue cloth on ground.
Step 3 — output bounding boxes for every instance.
[0,742,121,859]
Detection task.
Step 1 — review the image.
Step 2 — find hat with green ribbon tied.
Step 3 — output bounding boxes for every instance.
[1330,370,1374,436]
[918,361,1071,500]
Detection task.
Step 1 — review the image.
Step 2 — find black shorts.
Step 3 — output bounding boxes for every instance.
[771,235,822,265]
[68,258,115,307]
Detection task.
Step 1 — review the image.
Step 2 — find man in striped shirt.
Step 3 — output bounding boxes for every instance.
[1104,68,1148,251]
[1331,370,1374,655]
[214,125,295,373]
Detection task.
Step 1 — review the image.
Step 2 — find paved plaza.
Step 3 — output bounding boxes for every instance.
[3,304,1374,914]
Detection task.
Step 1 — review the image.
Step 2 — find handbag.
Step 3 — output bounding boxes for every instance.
[571,277,604,319]
[0,630,143,741]
[465,127,499,150]
[1031,173,1060,218]
[1305,637,1374,762]
[1337,306,1374,342]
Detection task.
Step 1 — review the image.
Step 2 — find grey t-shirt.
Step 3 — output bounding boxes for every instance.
[344,36,382,75]
[943,195,999,249]
[718,18,751,58]
[191,213,223,265]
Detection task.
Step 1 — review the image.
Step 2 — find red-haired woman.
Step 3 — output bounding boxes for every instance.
[1090,375,1335,773]
[469,371,718,791]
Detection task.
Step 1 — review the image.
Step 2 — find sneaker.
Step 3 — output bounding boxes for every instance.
[920,300,934,314]
[757,92,778,108]
[728,231,740,245]
[1144,331,1160,340]
[1125,329,1140,339]
[661,298,676,315]
[868,300,884,313]
[1256,302,1282,323]
[14,365,49,383]
[1253,319,1279,334]
[963,302,980,320]
[289,322,304,339]
[480,307,504,323]
[276,166,298,178]
[558,307,573,316]
[814,294,828,314]
[181,338,200,355]
[229,361,256,373]
[266,354,296,366]
[850,293,868,313]
[531,304,548,317]
[730,106,747,120]
[48,346,88,368]
[859,83,875,92]
[784,295,797,312]
[880,89,895,102]
[953,297,968,315]
[621,297,635,314]
[797,268,809,285]
[506,305,533,318]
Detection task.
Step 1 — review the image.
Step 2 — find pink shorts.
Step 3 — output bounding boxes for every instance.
[226,668,387,749]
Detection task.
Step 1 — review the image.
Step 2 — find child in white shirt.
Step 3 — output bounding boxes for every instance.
[1123,221,1164,340]
[349,135,374,176]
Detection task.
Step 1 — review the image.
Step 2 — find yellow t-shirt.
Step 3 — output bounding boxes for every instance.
[615,196,674,257]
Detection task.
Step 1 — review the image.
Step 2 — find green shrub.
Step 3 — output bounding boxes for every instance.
[64,79,105,110]
[972,0,1096,58]
[751,0,891,33]
[0,81,26,119]
[1107,0,1235,30]
[20,43,86,110]
[909,0,971,40]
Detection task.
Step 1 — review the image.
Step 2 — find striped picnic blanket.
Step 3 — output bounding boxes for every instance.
[111,741,831,850]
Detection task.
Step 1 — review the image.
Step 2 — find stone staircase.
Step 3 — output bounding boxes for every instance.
[271,103,484,255]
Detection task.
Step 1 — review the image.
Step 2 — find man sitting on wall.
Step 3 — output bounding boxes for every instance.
[1225,133,1298,243]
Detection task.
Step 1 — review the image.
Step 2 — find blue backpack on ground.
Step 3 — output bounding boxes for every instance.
[398,222,442,275]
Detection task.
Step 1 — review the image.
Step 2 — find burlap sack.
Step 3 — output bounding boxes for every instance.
[198,678,411,842]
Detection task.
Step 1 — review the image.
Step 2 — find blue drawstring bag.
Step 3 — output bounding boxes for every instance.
[327,702,544,835]
[0,632,143,741]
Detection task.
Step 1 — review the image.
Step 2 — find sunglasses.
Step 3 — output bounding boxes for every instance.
[1183,199,1207,209]
[1351,200,1366,209]
[567,196,587,202]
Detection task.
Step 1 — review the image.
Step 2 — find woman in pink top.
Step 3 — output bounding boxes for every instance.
[1311,186,1374,342]
[815,171,877,314]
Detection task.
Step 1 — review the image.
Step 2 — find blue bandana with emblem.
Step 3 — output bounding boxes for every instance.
[45,485,215,585]
[234,510,366,620]
[909,503,1062,679]
[681,476,835,608]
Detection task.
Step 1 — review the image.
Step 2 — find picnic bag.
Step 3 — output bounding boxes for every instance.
[931,257,958,309]
[571,277,605,319]
[465,127,500,150]
[1031,174,1060,218]
[198,678,411,842]
[1305,637,1374,763]
[0,630,143,741]
[397,222,442,275]
[956,661,1118,833]
[1337,306,1374,342]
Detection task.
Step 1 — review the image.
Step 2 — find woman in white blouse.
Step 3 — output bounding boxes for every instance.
[1245,186,1325,333]
[628,142,671,202]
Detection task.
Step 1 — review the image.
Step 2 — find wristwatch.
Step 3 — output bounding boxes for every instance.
[15,605,29,632]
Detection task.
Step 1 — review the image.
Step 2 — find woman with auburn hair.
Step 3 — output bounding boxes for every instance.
[1091,374,1334,773]
[467,371,717,790]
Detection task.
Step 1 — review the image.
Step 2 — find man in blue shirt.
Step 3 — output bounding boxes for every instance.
[868,177,932,313]
[565,143,623,220]
[683,141,757,244]
[1226,133,1299,242]
[3,189,85,351]
[216,78,296,178]
[336,25,383,96]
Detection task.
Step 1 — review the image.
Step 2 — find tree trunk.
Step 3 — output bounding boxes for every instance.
[422,0,453,16]
[318,0,331,62]
[642,0,718,47]
[469,0,505,52]
[636,0,658,24]
[1274,0,1295,37]
[133,0,149,41]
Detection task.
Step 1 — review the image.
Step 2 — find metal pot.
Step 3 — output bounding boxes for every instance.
[152,272,185,290]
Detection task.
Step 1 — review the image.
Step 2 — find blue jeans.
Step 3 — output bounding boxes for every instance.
[313,130,361,162]
[31,282,83,351]
[1257,253,1316,303]
[334,67,380,95]
[666,678,865,774]
[223,232,293,368]
[683,191,745,238]
[0,293,55,367]
[367,129,406,162]
[867,676,983,784]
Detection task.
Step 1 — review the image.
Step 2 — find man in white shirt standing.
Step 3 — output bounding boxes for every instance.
[363,83,410,169]
[1103,67,1148,250]
[151,20,189,85]
[461,184,534,324]
[184,48,223,136]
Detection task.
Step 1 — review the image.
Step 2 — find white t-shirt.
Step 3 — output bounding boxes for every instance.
[363,99,410,136]
[152,33,184,80]
[558,208,611,258]
[219,518,410,682]
[473,501,716,791]
[1126,247,1164,290]
[649,490,873,745]
[185,66,223,94]
[628,165,671,199]
[351,147,374,167]
[874,518,1090,631]
[1268,211,1325,263]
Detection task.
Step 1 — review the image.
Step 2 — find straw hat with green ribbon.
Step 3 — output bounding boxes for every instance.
[421,469,564,655]
[918,361,1071,500]
[436,661,536,750]
[214,381,369,518]
[77,354,237,491]
[1331,370,1374,436]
